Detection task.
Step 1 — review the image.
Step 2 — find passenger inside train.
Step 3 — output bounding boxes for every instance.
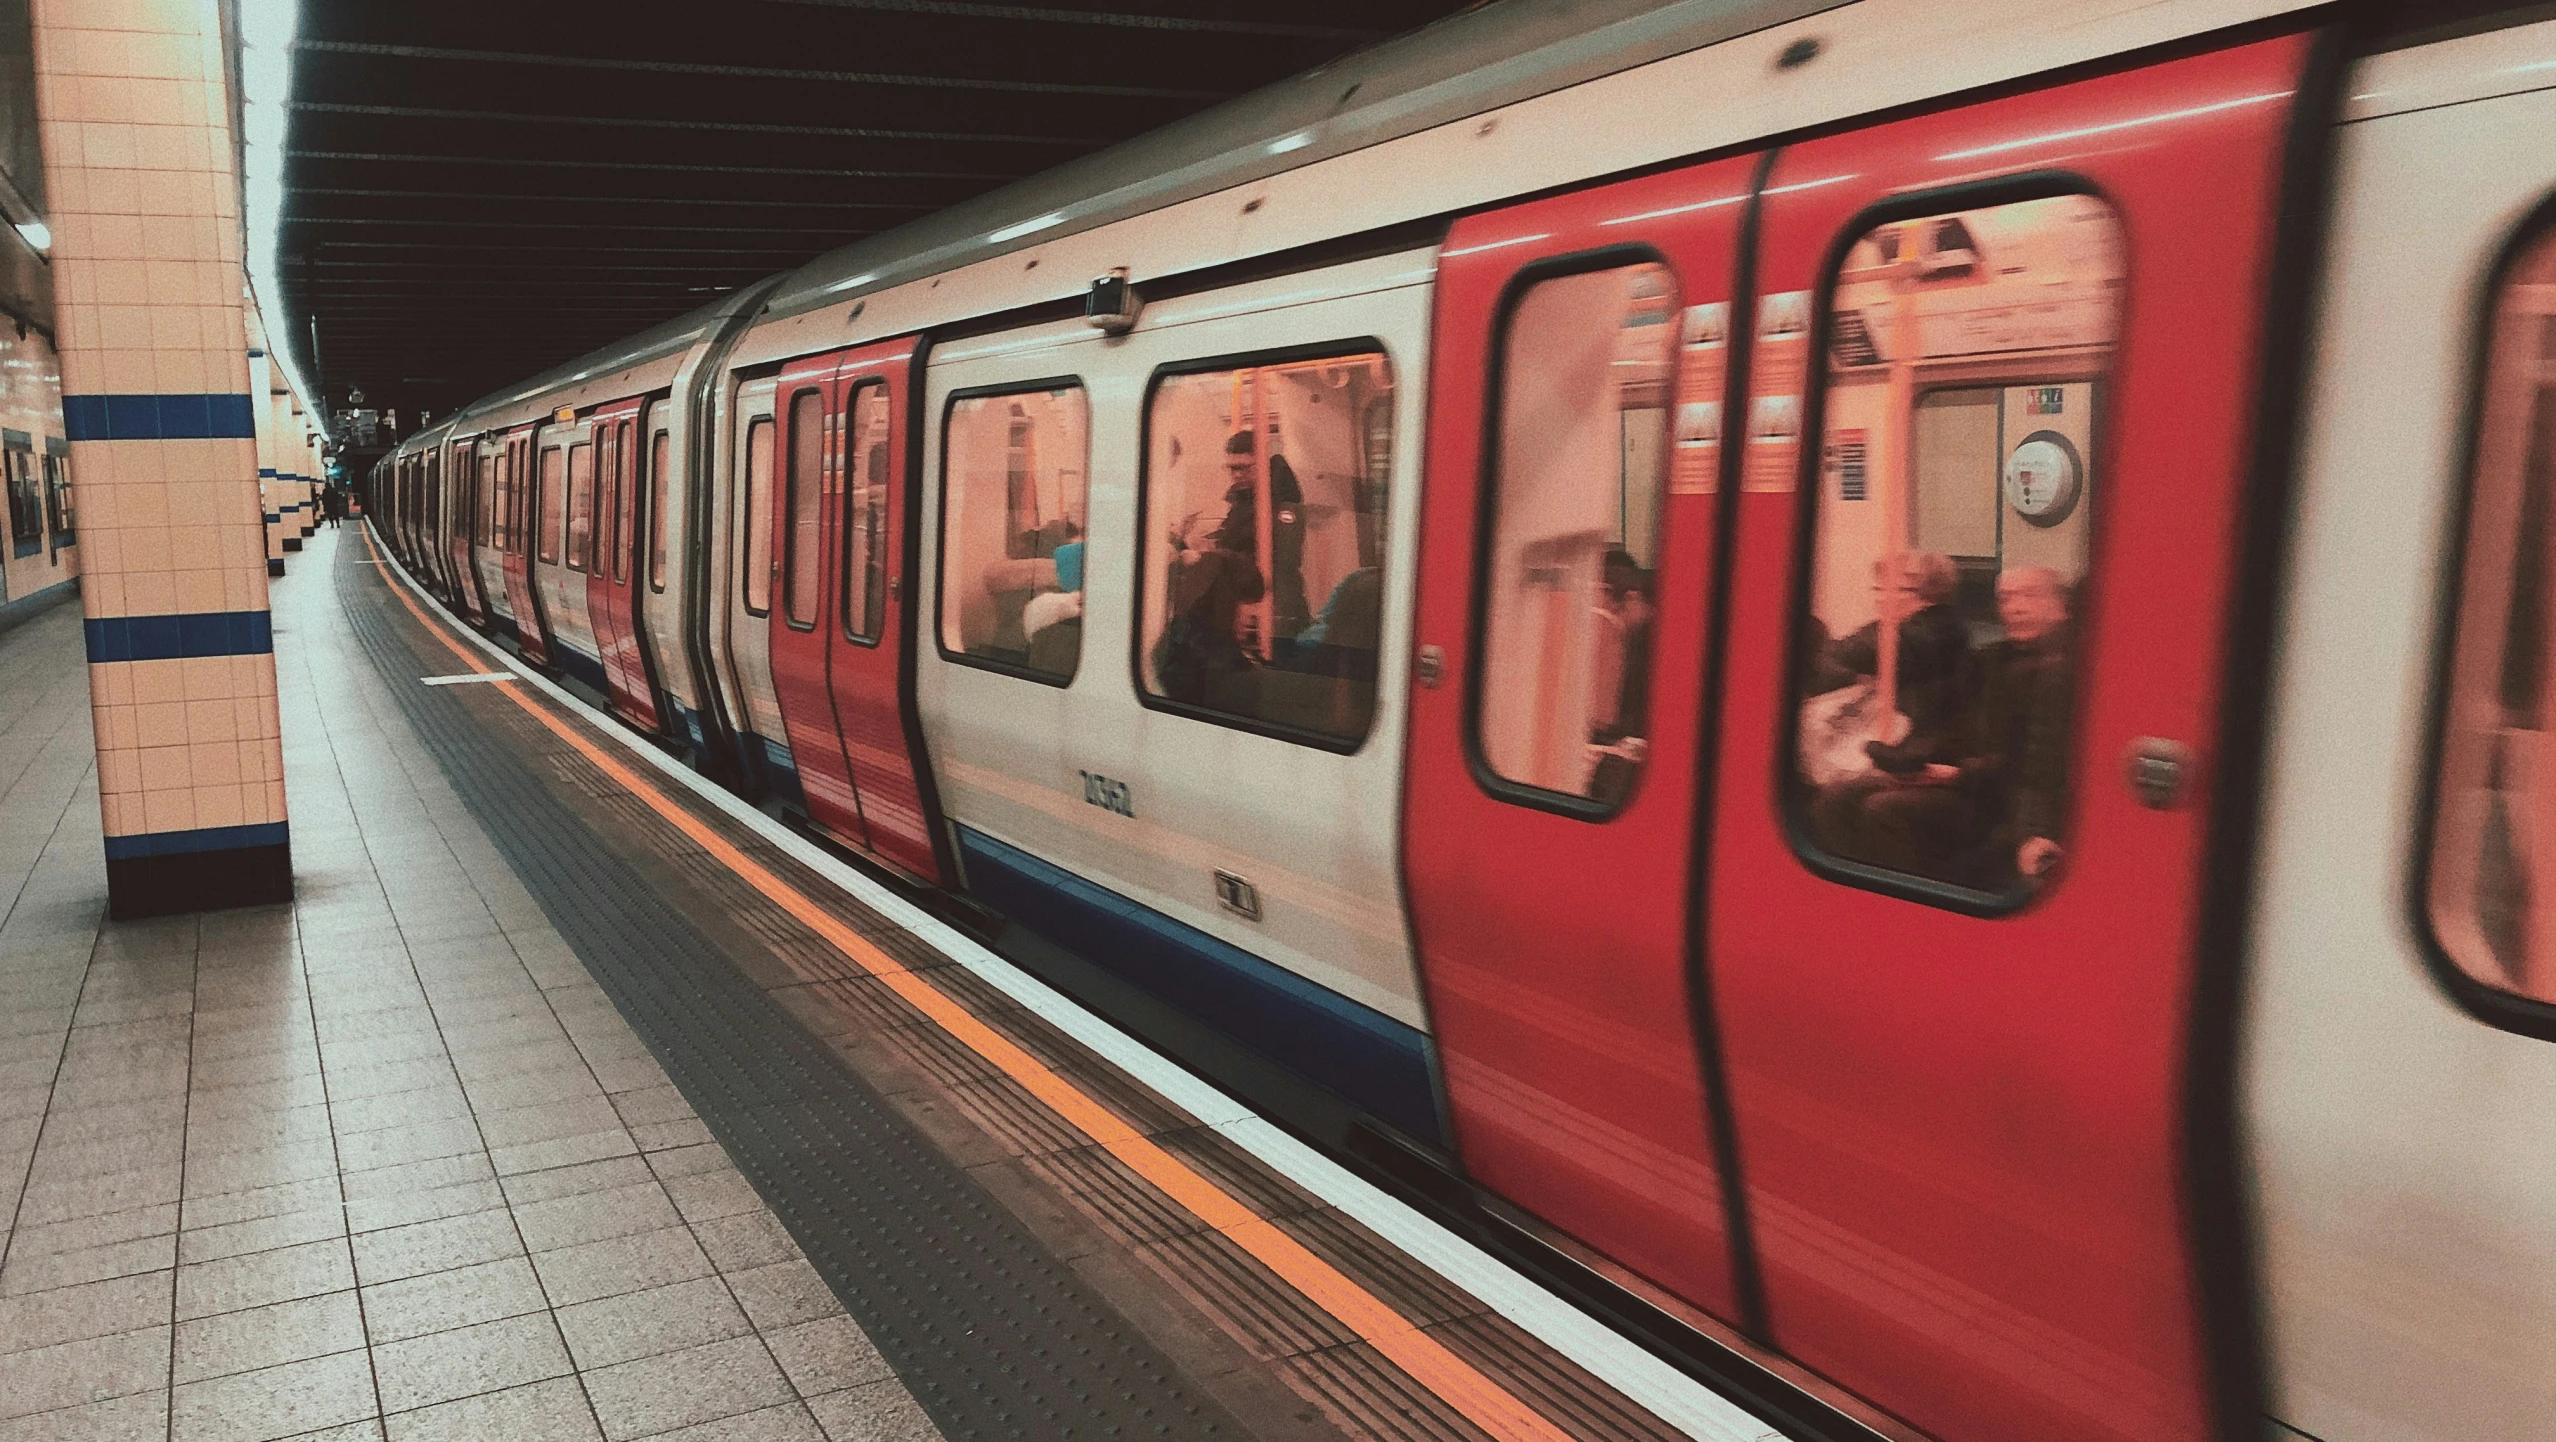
[941,384,1091,679]
[1477,261,1674,803]
[1792,194,2118,892]
[1138,354,1395,742]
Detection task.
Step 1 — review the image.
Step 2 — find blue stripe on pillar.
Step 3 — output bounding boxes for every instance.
[83,610,274,663]
[258,467,277,478]
[62,393,259,441]
[103,821,289,861]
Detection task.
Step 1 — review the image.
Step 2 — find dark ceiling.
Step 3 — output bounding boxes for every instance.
[280,0,1481,429]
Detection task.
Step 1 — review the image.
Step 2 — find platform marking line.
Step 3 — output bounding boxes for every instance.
[420,672,513,686]
[360,530,1583,1442]
[361,526,1794,1442]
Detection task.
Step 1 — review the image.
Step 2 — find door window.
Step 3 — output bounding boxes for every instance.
[597,426,620,583]
[939,382,1088,681]
[1138,349,1395,746]
[784,389,825,628]
[742,416,775,616]
[611,422,633,584]
[537,445,564,564]
[1477,263,1675,804]
[844,380,890,644]
[649,429,671,592]
[566,442,594,572]
[2429,220,2556,1008]
[1789,193,2122,899]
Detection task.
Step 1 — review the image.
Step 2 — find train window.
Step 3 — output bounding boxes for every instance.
[597,427,620,583]
[1137,349,1395,747]
[610,422,632,584]
[477,449,493,548]
[939,382,1088,681]
[742,415,775,616]
[1476,264,1674,805]
[43,445,70,550]
[2428,222,2556,1009]
[649,429,671,593]
[5,436,38,558]
[566,442,595,572]
[537,445,565,565]
[843,380,889,644]
[1789,193,2121,901]
[784,389,824,629]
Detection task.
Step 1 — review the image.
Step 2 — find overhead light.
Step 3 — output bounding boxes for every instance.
[14,221,47,251]
[239,0,325,441]
[1267,131,1313,156]
[987,213,1064,244]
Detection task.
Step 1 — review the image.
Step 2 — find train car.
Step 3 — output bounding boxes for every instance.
[369,3,2556,1441]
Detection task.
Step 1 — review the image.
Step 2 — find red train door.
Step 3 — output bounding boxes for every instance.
[825,339,937,883]
[1401,155,1759,1325]
[768,352,868,845]
[502,426,551,663]
[584,401,658,728]
[446,438,487,624]
[1701,36,2310,1442]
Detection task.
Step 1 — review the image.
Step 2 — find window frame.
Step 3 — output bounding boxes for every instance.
[1775,173,2117,919]
[740,414,776,618]
[2415,194,2556,1045]
[841,377,890,648]
[932,374,1090,688]
[781,386,826,632]
[1129,339,1398,755]
[1463,246,1680,818]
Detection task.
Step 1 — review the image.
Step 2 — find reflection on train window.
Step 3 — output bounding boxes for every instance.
[2430,224,2556,1007]
[940,383,1088,681]
[742,415,775,616]
[649,429,671,592]
[1791,194,2121,898]
[1478,264,1673,805]
[537,445,565,565]
[784,389,824,628]
[844,381,889,644]
[567,442,595,573]
[1137,350,1394,746]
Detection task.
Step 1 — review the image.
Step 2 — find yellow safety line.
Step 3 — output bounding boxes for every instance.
[358,529,1579,1442]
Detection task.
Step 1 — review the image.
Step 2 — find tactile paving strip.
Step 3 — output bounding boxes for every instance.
[335,555,1244,1440]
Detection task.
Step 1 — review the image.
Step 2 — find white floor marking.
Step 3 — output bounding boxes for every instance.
[369,536,1796,1442]
[420,672,514,686]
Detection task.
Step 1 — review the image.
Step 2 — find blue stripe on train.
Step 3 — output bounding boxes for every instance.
[954,825,1444,1145]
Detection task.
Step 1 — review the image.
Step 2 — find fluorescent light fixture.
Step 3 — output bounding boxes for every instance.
[14,221,47,250]
[1267,131,1313,156]
[239,0,327,440]
[821,271,878,295]
[987,212,1065,244]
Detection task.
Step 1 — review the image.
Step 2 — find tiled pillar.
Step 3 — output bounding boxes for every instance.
[262,352,298,554]
[32,0,291,917]
[246,307,285,575]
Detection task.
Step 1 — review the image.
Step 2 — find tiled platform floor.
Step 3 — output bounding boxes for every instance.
[0,539,940,1441]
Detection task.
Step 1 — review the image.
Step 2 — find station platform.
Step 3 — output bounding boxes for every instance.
[0,525,1768,1441]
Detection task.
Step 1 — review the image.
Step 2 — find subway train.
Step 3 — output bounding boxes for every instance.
[365,3,2556,1440]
